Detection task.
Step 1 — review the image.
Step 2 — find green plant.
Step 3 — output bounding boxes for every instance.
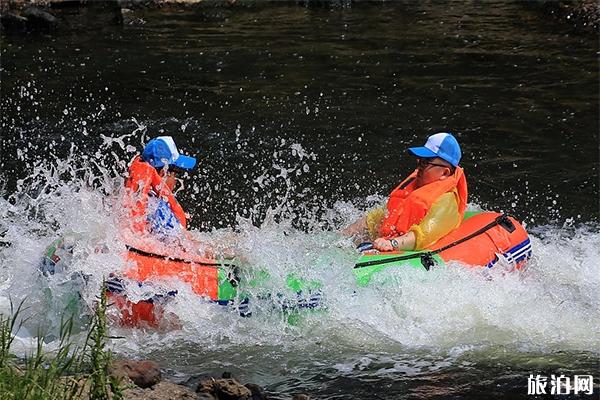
[0,300,23,370]
[87,286,122,400]
[0,283,122,400]
[0,300,85,400]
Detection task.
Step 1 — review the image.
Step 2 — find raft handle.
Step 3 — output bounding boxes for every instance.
[420,253,435,271]
[227,266,240,288]
[497,215,515,233]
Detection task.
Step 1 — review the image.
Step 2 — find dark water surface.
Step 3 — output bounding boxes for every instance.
[1,1,599,399]
[2,1,598,226]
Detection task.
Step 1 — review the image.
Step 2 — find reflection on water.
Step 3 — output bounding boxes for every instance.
[1,1,598,399]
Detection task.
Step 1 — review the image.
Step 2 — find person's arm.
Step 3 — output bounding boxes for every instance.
[341,206,386,241]
[340,215,368,238]
[373,231,416,251]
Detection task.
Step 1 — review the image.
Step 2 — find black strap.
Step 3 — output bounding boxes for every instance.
[430,214,514,255]
[126,245,236,268]
[353,251,428,269]
[399,177,415,190]
[353,214,514,270]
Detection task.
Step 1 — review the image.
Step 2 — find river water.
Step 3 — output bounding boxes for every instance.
[1,1,598,399]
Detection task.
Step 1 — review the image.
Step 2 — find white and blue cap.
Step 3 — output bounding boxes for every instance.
[408,132,461,167]
[141,136,197,170]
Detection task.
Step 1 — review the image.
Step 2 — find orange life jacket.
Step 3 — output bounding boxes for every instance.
[124,156,187,233]
[379,167,468,238]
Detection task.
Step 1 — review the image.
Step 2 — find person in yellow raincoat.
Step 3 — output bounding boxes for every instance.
[343,132,468,252]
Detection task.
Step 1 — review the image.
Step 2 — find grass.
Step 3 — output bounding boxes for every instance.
[0,285,123,400]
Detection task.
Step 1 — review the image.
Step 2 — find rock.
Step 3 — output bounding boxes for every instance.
[197,378,253,400]
[196,394,218,400]
[245,383,267,400]
[22,6,58,31]
[122,381,198,400]
[48,0,86,9]
[214,379,253,400]
[64,0,123,28]
[197,378,216,395]
[539,0,600,33]
[110,359,161,389]
[0,13,28,32]
[292,395,310,400]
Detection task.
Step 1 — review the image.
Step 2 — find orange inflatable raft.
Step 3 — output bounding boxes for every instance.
[353,211,532,285]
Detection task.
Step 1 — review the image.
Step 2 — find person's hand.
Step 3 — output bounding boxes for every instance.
[373,237,394,252]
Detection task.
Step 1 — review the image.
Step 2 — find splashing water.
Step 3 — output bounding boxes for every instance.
[1,82,599,396]
[1,128,598,375]
[2,3,598,396]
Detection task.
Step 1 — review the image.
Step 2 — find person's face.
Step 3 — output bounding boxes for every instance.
[414,157,453,188]
[160,168,179,191]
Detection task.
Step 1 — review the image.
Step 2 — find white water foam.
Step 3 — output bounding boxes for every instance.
[0,131,599,366]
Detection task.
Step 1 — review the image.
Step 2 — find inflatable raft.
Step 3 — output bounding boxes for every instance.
[40,210,531,328]
[104,241,322,327]
[354,211,532,285]
[104,246,241,327]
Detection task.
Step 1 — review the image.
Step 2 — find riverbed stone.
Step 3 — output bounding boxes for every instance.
[122,381,198,400]
[196,394,218,400]
[540,0,599,32]
[110,360,162,389]
[292,395,310,400]
[244,383,267,400]
[22,6,58,30]
[0,13,28,32]
[48,0,85,8]
[214,379,253,400]
[197,377,253,400]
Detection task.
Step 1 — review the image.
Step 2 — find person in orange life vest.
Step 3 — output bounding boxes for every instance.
[342,132,468,252]
[124,136,196,238]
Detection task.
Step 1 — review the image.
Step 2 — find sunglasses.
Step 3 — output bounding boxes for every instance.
[160,165,185,176]
[416,158,450,170]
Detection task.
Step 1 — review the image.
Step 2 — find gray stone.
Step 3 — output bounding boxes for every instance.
[0,13,28,32]
[245,382,267,400]
[196,394,218,400]
[22,6,58,30]
[122,381,198,400]
[292,395,310,400]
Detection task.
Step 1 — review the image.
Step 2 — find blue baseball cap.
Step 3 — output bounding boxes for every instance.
[141,136,197,170]
[408,132,461,167]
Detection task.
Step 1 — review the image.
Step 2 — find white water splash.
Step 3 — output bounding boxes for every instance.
[0,130,598,372]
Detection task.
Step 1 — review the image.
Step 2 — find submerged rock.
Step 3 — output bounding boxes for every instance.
[0,6,59,33]
[244,383,267,400]
[539,0,600,32]
[22,6,58,30]
[0,13,28,32]
[292,395,310,400]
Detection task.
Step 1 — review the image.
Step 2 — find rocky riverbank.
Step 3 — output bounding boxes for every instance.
[110,359,311,400]
[537,0,600,32]
[1,0,599,34]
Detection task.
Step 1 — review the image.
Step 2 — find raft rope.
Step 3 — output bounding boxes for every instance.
[353,214,516,271]
[125,245,240,287]
[125,245,236,267]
